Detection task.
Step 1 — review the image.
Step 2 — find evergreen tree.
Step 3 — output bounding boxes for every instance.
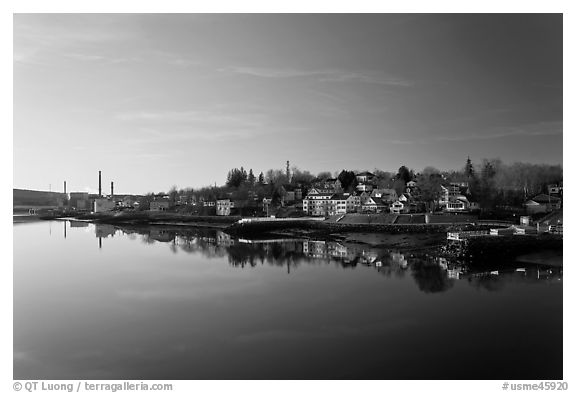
[248,169,255,185]
[258,172,265,184]
[396,166,412,183]
[465,156,475,179]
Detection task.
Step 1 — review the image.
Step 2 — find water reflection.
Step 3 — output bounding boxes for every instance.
[15,220,564,380]
[67,222,563,293]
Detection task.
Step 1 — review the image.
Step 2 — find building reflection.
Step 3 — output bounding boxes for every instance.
[106,225,562,292]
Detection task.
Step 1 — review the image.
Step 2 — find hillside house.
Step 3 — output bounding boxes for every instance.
[390,200,411,214]
[346,194,362,213]
[362,197,386,212]
[371,188,398,202]
[445,196,469,212]
[525,194,562,214]
[356,171,375,183]
[303,188,335,216]
[216,199,234,216]
[547,185,563,197]
[326,194,348,216]
[355,171,375,192]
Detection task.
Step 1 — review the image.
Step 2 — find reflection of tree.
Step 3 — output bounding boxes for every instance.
[410,260,455,293]
[467,276,506,292]
[115,226,548,293]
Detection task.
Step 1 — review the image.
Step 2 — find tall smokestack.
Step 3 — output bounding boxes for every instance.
[111,181,114,197]
[64,181,67,194]
[98,171,102,197]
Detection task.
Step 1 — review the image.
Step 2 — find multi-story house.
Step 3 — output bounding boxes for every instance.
[302,188,335,216]
[355,171,375,193]
[362,197,386,212]
[346,194,361,212]
[326,194,348,216]
[356,171,375,184]
[216,199,235,216]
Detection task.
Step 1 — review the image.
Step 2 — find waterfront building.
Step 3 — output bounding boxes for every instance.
[346,194,361,213]
[303,188,335,216]
[150,200,171,211]
[94,198,116,213]
[216,199,234,216]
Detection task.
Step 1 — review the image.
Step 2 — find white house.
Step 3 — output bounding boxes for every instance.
[326,194,348,216]
[355,171,375,183]
[362,197,386,212]
[390,200,411,214]
[216,199,234,216]
[444,195,472,212]
[371,188,398,202]
[303,188,335,216]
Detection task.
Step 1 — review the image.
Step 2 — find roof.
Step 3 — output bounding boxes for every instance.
[308,188,336,195]
[369,197,386,206]
[356,171,375,177]
[531,194,561,203]
[330,194,348,201]
[372,188,396,195]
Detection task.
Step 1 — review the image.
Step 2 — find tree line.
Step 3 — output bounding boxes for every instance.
[141,158,561,211]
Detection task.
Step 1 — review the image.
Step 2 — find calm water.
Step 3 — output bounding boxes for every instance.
[14,220,563,380]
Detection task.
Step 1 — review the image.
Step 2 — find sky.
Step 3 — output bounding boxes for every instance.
[13,13,563,195]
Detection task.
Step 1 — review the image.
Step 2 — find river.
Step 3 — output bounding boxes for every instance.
[13,220,563,379]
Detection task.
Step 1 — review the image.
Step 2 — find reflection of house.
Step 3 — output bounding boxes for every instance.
[95,224,116,238]
[216,199,234,216]
[303,240,329,258]
[149,229,174,242]
[69,220,89,228]
[216,231,234,246]
[150,200,171,211]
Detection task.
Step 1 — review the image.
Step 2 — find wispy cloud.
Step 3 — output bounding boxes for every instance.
[116,110,265,128]
[14,15,140,65]
[115,109,305,143]
[224,66,413,87]
[146,51,202,68]
[435,121,563,142]
[63,53,140,64]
